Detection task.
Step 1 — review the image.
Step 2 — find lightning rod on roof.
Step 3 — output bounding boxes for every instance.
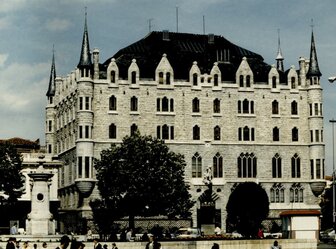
[203,15,205,35]
[176,5,179,33]
[148,18,154,33]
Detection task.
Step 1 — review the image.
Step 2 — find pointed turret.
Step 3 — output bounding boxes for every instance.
[77,10,92,69]
[46,48,56,97]
[306,31,322,77]
[276,29,284,72]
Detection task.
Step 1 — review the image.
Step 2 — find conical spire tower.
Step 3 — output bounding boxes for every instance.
[276,29,284,72]
[78,10,92,68]
[306,30,322,77]
[46,47,56,97]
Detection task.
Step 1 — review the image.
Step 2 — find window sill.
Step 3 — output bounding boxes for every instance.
[213,113,222,117]
[108,111,118,115]
[291,115,300,119]
[156,112,175,116]
[192,113,202,117]
[271,114,281,118]
[237,114,256,118]
[130,111,140,115]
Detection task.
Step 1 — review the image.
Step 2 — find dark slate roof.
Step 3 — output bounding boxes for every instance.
[78,13,92,68]
[306,31,322,77]
[102,31,272,82]
[46,51,56,97]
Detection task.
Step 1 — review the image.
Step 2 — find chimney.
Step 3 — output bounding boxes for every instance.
[162,30,170,41]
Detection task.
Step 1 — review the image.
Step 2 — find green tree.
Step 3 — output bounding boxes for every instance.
[226,182,269,238]
[93,133,194,229]
[0,142,24,202]
[319,184,334,230]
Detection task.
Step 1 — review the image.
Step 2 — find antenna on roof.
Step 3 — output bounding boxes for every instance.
[148,18,154,33]
[310,18,314,31]
[203,15,205,35]
[176,5,179,33]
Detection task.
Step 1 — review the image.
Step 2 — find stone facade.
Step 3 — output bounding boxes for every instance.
[45,18,325,234]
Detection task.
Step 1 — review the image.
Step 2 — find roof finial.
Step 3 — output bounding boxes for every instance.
[310,18,314,32]
[276,28,284,71]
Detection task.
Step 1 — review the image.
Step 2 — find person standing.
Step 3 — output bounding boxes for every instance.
[6,237,16,249]
[126,229,133,242]
[56,235,70,249]
[271,240,280,249]
[93,239,102,249]
[145,235,161,249]
[111,243,118,249]
[42,242,47,249]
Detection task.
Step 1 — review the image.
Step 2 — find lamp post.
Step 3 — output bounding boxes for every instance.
[330,119,336,230]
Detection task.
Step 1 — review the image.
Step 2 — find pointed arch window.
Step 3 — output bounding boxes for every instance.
[213,153,223,178]
[130,96,138,111]
[131,71,137,84]
[130,124,138,136]
[213,98,220,113]
[239,75,244,87]
[272,100,279,114]
[214,126,221,141]
[237,153,257,178]
[109,123,117,139]
[109,95,117,111]
[292,127,299,142]
[193,125,200,140]
[243,99,249,113]
[162,97,169,112]
[170,99,174,112]
[270,183,284,203]
[246,75,251,87]
[272,153,282,178]
[290,183,303,203]
[192,153,202,178]
[273,127,279,141]
[291,101,298,115]
[192,98,200,113]
[166,72,171,85]
[291,77,296,89]
[158,72,164,84]
[291,153,301,178]
[162,124,169,139]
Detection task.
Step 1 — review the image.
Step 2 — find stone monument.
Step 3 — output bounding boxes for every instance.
[25,155,55,235]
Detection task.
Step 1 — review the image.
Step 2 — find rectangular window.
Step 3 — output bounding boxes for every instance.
[85,157,90,178]
[79,97,83,110]
[170,126,174,140]
[85,97,90,110]
[48,144,52,154]
[309,104,312,116]
[310,130,313,142]
[310,159,314,179]
[316,159,321,179]
[314,103,318,115]
[315,130,319,142]
[78,157,82,178]
[48,120,52,132]
[85,125,90,138]
[79,125,83,139]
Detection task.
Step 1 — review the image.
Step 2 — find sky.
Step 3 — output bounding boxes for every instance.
[0,0,336,174]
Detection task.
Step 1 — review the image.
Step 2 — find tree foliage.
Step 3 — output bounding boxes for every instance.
[0,142,24,202]
[319,184,334,230]
[93,133,194,228]
[226,182,269,238]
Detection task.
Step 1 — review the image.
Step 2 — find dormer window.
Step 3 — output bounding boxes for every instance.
[131,71,136,84]
[272,76,277,88]
[246,75,251,87]
[193,73,198,86]
[111,71,116,83]
[159,72,164,84]
[239,75,244,87]
[291,77,295,89]
[166,72,171,85]
[214,74,219,86]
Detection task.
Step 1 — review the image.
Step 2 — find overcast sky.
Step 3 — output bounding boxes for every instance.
[0,0,336,174]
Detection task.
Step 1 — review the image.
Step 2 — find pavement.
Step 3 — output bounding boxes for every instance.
[318,241,336,249]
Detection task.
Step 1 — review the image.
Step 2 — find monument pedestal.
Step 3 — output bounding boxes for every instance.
[201,224,215,235]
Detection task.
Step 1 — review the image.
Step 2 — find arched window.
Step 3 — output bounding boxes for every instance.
[237,153,257,178]
[243,99,249,114]
[193,125,200,140]
[162,97,169,112]
[238,100,241,113]
[290,183,303,203]
[130,96,138,111]
[246,75,251,87]
[109,123,116,139]
[291,153,301,178]
[109,95,117,111]
[170,99,174,112]
[162,124,169,139]
[239,75,244,87]
[193,73,198,86]
[270,183,284,203]
[166,72,171,85]
[214,126,221,140]
[272,153,282,178]
[192,98,200,112]
[273,127,279,141]
[192,153,202,178]
[291,101,298,115]
[272,76,277,88]
[156,98,160,111]
[157,126,161,139]
[214,74,219,86]
[292,127,299,142]
[213,98,220,113]
[272,100,279,115]
[243,126,250,141]
[130,124,138,136]
[213,153,223,178]
[111,70,116,83]
[131,71,136,84]
[158,72,164,84]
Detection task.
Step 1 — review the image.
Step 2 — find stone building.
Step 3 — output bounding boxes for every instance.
[45,14,325,233]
